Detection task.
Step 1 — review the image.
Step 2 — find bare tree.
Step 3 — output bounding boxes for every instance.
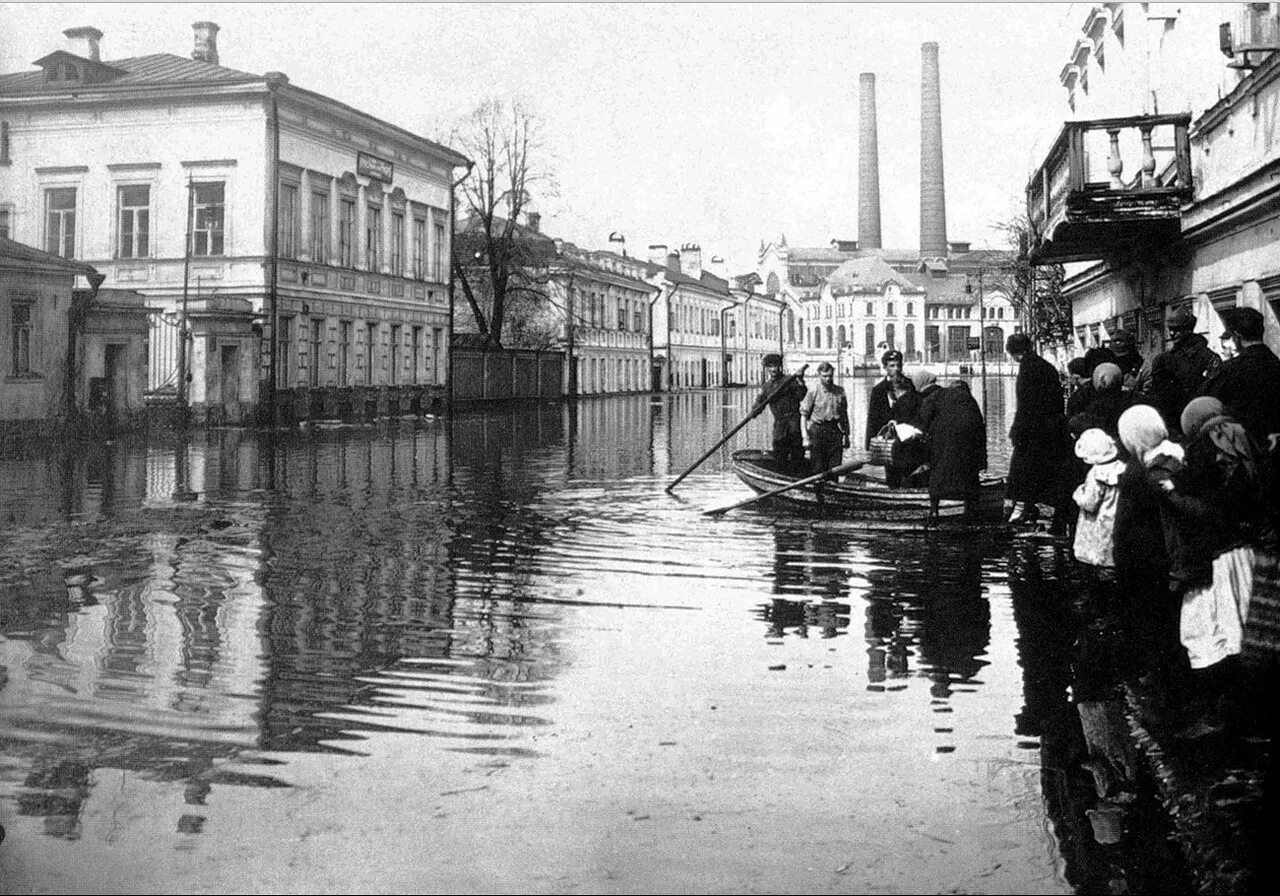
[450,99,557,347]
[1001,216,1071,345]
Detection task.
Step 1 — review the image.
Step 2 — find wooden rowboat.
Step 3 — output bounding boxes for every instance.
[730,449,1006,522]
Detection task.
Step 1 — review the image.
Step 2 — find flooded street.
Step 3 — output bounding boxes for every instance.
[1,379,1187,894]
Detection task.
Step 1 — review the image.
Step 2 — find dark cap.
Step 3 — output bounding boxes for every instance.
[1067,357,1089,377]
[880,349,903,366]
[762,353,783,367]
[1006,333,1032,355]
[1220,306,1264,341]
[1166,307,1196,330]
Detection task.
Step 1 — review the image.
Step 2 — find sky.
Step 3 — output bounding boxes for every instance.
[1,2,1076,272]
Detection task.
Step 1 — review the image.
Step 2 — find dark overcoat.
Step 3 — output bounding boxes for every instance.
[865,378,916,449]
[1198,343,1280,446]
[1006,351,1069,504]
[920,384,987,501]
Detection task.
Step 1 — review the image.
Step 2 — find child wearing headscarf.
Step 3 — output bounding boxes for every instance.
[1072,428,1125,568]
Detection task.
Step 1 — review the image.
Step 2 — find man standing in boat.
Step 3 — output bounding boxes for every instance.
[800,362,850,480]
[751,354,808,471]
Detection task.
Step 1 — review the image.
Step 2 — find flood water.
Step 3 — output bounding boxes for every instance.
[0,377,1188,894]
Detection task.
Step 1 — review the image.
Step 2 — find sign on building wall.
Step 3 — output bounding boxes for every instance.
[357,151,394,184]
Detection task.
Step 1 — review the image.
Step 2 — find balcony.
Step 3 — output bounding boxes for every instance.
[1026,113,1193,265]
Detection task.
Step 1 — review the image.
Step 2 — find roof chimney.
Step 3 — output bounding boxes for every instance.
[857,72,883,250]
[648,244,669,266]
[919,42,948,258]
[608,231,626,256]
[63,26,103,62]
[679,243,702,280]
[192,21,220,66]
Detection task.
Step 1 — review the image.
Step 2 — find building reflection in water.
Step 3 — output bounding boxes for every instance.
[0,405,588,842]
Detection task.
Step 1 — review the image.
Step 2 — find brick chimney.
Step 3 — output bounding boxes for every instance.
[192,21,220,66]
[858,72,883,250]
[919,42,948,258]
[63,26,103,61]
[648,244,669,266]
[679,243,702,279]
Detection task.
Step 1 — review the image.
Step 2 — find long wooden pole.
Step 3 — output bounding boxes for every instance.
[703,458,865,516]
[666,363,808,493]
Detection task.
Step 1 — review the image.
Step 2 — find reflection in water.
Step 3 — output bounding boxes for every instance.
[1008,541,1188,892]
[0,382,1187,892]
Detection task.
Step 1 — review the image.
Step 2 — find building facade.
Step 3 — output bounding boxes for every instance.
[1028,3,1280,363]
[648,243,737,390]
[0,23,467,425]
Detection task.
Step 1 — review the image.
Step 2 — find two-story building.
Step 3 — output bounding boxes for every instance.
[648,243,737,390]
[0,23,468,425]
[1026,3,1280,361]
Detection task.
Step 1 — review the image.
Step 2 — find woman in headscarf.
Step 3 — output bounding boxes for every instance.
[1159,397,1269,736]
[886,370,941,488]
[1112,405,1180,680]
[920,379,987,523]
[1070,362,1132,440]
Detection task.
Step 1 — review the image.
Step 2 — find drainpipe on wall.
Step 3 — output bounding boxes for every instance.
[447,161,474,410]
[264,71,288,426]
[720,305,729,389]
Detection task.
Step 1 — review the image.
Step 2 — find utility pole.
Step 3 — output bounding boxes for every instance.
[177,175,194,421]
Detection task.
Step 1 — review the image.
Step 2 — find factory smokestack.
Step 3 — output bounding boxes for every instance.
[858,72,883,251]
[919,41,948,258]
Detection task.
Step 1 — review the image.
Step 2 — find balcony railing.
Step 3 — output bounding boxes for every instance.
[1026,113,1192,264]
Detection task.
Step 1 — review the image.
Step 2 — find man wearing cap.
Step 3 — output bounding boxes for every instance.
[1107,329,1144,390]
[865,349,914,452]
[751,354,808,470]
[1198,306,1280,445]
[1136,307,1220,415]
[800,361,850,477]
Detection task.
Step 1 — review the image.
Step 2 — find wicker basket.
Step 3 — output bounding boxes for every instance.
[868,424,896,466]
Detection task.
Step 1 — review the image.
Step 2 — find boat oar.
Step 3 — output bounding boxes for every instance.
[702,459,865,516]
[666,364,809,494]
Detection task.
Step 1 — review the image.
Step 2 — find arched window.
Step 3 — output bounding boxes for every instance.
[885,323,895,349]
[906,323,916,356]
[786,310,795,343]
[826,326,834,349]
[766,271,780,294]
[837,325,846,347]
[865,324,875,356]
[907,302,914,317]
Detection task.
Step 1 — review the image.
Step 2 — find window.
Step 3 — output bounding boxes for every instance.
[907,302,914,316]
[886,301,894,317]
[309,318,323,387]
[277,315,292,385]
[0,206,10,239]
[339,198,356,266]
[866,301,874,316]
[115,185,151,259]
[391,212,404,274]
[390,324,401,385]
[617,298,627,331]
[634,304,644,333]
[365,322,377,384]
[411,326,422,384]
[432,223,445,279]
[45,187,76,258]
[431,328,443,384]
[310,192,329,261]
[280,183,299,259]
[10,302,33,376]
[366,205,382,270]
[192,182,225,256]
[413,218,426,278]
[339,321,352,386]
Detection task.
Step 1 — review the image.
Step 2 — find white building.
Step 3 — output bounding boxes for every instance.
[647,243,737,390]
[1028,2,1280,360]
[0,23,468,424]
